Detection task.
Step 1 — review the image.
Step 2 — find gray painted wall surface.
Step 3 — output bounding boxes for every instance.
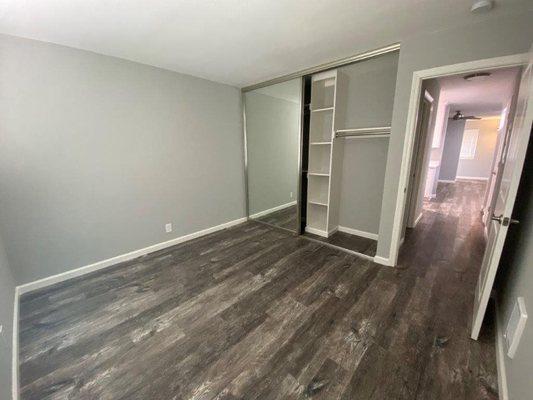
[0,233,15,400]
[337,52,398,234]
[439,120,466,181]
[244,83,300,216]
[497,159,533,400]
[376,11,533,259]
[0,34,245,284]
[456,119,499,179]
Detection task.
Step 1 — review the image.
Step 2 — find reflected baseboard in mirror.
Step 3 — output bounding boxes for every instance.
[303,230,377,257]
[251,203,298,232]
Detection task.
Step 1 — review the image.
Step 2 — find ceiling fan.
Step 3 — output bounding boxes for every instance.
[450,110,481,120]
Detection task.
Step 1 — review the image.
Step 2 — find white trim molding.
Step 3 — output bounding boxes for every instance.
[249,201,297,219]
[305,226,328,237]
[17,216,247,295]
[338,226,378,240]
[438,179,456,183]
[388,52,528,267]
[373,255,394,267]
[456,176,489,181]
[12,287,20,400]
[495,301,509,400]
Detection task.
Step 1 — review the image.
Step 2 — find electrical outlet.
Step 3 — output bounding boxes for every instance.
[290,192,293,199]
[165,223,172,233]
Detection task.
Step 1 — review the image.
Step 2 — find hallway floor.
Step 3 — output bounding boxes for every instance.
[18,181,496,399]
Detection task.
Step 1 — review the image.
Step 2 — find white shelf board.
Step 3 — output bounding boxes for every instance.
[310,142,332,145]
[308,172,330,177]
[311,107,334,113]
[308,200,328,207]
[341,134,390,139]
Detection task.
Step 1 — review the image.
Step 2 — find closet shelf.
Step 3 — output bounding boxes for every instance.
[308,172,330,177]
[335,126,391,138]
[311,107,334,113]
[308,200,328,207]
[310,141,332,145]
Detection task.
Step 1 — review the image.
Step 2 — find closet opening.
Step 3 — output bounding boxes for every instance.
[300,50,399,257]
[399,62,530,340]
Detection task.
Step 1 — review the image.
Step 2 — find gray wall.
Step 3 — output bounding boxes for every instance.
[337,52,398,234]
[376,10,533,259]
[457,119,499,179]
[245,88,300,216]
[0,232,15,400]
[497,153,533,400]
[0,34,245,284]
[439,120,466,181]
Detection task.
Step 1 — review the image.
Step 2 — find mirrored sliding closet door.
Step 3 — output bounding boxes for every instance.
[244,78,302,233]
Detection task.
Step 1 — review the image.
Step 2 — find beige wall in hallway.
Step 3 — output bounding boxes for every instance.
[456,119,500,179]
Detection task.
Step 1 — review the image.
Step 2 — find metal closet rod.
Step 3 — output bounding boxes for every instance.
[335,126,391,138]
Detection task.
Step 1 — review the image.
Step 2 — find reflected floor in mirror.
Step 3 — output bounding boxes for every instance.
[304,231,377,257]
[254,205,297,232]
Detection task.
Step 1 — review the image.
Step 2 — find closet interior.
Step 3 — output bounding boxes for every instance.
[302,51,399,256]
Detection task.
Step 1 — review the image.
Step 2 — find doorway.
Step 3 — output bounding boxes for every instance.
[396,53,531,340]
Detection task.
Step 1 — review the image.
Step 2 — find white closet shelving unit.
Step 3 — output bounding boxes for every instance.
[306,70,347,237]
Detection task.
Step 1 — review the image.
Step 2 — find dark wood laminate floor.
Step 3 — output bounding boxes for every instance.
[303,231,377,256]
[253,205,297,232]
[18,181,496,400]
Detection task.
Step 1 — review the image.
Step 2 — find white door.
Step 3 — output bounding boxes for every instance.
[471,54,533,340]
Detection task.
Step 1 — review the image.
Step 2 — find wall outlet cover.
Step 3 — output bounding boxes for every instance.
[165,223,172,233]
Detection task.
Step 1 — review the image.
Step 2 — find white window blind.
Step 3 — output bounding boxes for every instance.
[460,129,479,159]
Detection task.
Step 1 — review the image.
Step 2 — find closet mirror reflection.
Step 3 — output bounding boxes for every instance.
[244,78,302,232]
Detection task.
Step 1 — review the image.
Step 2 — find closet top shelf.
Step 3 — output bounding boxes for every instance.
[335,126,391,138]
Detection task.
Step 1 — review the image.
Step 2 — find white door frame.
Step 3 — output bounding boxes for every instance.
[389,53,529,265]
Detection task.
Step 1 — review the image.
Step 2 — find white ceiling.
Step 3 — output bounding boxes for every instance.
[0,0,530,87]
[437,67,520,117]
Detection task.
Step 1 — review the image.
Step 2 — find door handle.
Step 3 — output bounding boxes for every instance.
[491,214,519,226]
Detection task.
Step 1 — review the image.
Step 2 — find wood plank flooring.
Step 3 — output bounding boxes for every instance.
[304,231,377,256]
[18,180,497,400]
[253,205,297,232]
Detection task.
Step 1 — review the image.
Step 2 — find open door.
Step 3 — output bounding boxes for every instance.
[471,52,533,340]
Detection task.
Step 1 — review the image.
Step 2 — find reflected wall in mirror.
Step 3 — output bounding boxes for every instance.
[244,78,302,232]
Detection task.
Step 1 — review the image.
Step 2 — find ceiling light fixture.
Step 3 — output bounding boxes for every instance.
[471,0,493,13]
[464,72,492,81]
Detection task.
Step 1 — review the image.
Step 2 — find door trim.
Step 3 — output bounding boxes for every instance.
[389,53,529,266]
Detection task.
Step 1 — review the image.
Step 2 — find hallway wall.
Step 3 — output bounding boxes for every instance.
[439,120,466,181]
[456,119,499,180]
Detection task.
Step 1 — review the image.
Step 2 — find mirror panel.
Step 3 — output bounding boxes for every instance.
[244,78,302,232]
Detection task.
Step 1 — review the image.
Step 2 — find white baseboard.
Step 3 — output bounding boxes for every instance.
[337,226,378,240]
[17,216,247,295]
[438,179,456,183]
[495,300,509,400]
[373,255,395,267]
[305,226,328,237]
[249,201,296,219]
[12,287,19,400]
[414,212,423,227]
[456,176,489,181]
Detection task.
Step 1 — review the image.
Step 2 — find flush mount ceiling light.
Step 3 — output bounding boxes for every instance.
[471,0,493,13]
[464,72,492,81]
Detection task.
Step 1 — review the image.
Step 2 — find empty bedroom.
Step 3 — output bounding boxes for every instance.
[0,1,532,399]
